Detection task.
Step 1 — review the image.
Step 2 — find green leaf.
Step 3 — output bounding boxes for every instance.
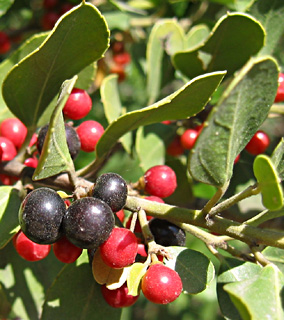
[41,263,121,320]
[127,262,147,296]
[263,247,284,272]
[271,138,284,180]
[173,13,265,79]
[250,0,284,55]
[100,74,132,154]
[164,247,215,294]
[0,0,14,17]
[75,62,97,90]
[136,123,174,172]
[103,11,130,30]
[96,71,226,160]
[2,2,109,130]
[185,24,210,50]
[189,57,279,187]
[0,241,65,320]
[217,258,262,320]
[101,74,122,123]
[146,19,185,104]
[33,77,77,180]
[0,32,48,122]
[253,154,283,211]
[0,186,21,249]
[224,264,284,320]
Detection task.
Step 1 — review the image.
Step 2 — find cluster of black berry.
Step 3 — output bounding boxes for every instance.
[15,172,127,264]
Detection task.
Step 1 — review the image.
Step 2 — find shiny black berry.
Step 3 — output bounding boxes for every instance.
[19,187,66,244]
[37,123,81,159]
[62,197,114,249]
[149,218,186,247]
[92,173,127,212]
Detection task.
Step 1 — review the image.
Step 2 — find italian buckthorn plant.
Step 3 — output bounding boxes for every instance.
[1,1,284,320]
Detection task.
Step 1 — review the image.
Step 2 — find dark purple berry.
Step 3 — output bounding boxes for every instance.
[149,218,186,247]
[18,188,66,244]
[37,123,80,159]
[92,173,127,212]
[62,197,114,249]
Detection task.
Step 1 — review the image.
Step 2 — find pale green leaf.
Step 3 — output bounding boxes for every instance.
[224,265,284,320]
[253,154,283,211]
[189,57,279,187]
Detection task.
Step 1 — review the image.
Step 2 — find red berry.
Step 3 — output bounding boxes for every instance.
[0,137,17,161]
[63,88,92,120]
[24,157,38,168]
[137,243,147,257]
[76,120,104,152]
[101,283,139,308]
[113,52,131,66]
[43,0,58,9]
[180,129,198,150]
[274,73,284,103]
[60,3,74,15]
[0,146,2,161]
[144,165,177,198]
[115,209,125,223]
[234,154,240,164]
[162,120,172,125]
[53,236,82,263]
[0,118,27,149]
[144,196,165,203]
[111,41,125,54]
[41,11,60,30]
[29,133,38,147]
[100,228,138,268]
[141,264,183,304]
[0,174,14,185]
[126,213,152,233]
[14,231,51,262]
[166,136,184,156]
[245,131,270,155]
[0,32,11,54]
[110,64,126,82]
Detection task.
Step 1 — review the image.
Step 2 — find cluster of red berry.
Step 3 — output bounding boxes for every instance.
[13,166,184,308]
[109,40,131,82]
[0,87,104,186]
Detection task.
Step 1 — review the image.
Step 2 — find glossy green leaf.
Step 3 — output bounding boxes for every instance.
[185,24,210,50]
[101,74,122,123]
[253,154,283,211]
[250,0,284,55]
[33,77,77,180]
[271,138,284,180]
[41,263,121,320]
[100,74,132,154]
[189,57,279,187]
[127,262,147,296]
[0,33,48,122]
[136,123,174,172]
[173,13,265,79]
[217,258,262,320]
[2,2,109,130]
[224,264,284,320]
[0,0,14,17]
[75,62,97,90]
[164,247,215,294]
[0,186,21,249]
[96,71,226,160]
[263,247,284,272]
[146,19,185,104]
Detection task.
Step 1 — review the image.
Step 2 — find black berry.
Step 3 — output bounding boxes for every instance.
[19,187,66,244]
[149,218,186,247]
[62,197,114,249]
[92,173,127,212]
[37,123,81,159]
